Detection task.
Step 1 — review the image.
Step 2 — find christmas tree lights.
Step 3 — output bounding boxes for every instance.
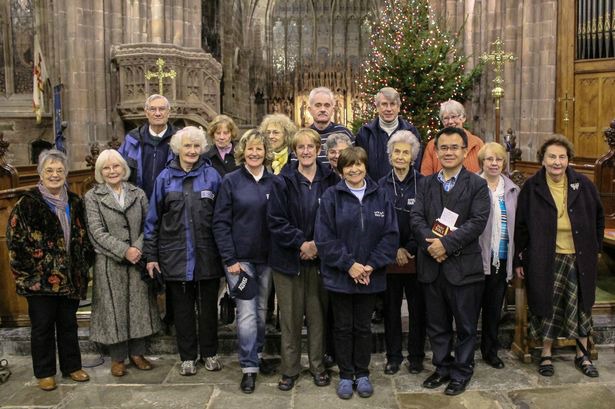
[353,0,481,139]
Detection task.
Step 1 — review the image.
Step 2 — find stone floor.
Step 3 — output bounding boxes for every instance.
[1,346,615,408]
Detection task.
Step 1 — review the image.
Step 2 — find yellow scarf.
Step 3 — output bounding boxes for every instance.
[272,148,289,175]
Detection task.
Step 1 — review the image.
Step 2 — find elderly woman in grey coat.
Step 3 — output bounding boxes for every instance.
[85,149,161,377]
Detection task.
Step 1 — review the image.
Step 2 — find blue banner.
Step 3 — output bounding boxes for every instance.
[53,84,65,153]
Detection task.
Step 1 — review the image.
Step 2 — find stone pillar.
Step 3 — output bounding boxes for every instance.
[151,0,164,43]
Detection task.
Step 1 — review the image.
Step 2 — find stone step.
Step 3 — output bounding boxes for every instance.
[2,311,613,357]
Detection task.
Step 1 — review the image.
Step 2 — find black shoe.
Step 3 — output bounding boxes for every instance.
[278,374,299,391]
[485,355,505,369]
[408,360,424,374]
[323,354,336,369]
[240,373,256,394]
[259,358,277,375]
[312,371,331,386]
[444,378,470,396]
[384,361,400,375]
[422,372,450,389]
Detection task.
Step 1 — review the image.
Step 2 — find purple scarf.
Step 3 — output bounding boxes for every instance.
[38,181,71,247]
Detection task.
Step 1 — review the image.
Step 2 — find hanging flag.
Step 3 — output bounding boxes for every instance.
[32,35,48,124]
[53,84,65,152]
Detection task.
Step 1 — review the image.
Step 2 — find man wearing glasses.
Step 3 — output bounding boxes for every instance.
[420,100,484,175]
[119,94,178,200]
[411,127,489,396]
[119,94,179,333]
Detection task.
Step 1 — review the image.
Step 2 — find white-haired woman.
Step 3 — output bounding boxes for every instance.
[378,131,426,375]
[420,100,484,175]
[7,149,94,391]
[144,126,224,376]
[84,149,161,377]
[324,132,352,175]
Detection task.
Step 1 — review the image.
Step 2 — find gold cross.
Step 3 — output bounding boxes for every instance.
[558,92,575,126]
[480,39,516,107]
[145,58,176,96]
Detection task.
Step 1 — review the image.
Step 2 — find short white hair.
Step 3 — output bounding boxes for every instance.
[144,94,170,110]
[387,130,421,165]
[308,87,334,106]
[94,149,131,184]
[169,126,207,154]
[374,87,401,106]
[37,149,68,176]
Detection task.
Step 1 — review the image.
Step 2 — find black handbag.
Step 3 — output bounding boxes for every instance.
[219,291,236,325]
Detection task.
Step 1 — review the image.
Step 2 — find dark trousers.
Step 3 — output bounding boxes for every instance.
[423,272,484,382]
[167,279,219,361]
[330,291,377,380]
[324,295,335,359]
[480,263,508,359]
[384,274,426,364]
[27,296,82,379]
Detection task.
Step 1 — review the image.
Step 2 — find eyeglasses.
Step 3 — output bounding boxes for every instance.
[146,106,168,113]
[266,130,282,136]
[44,168,65,175]
[437,145,466,152]
[442,114,461,122]
[484,157,504,163]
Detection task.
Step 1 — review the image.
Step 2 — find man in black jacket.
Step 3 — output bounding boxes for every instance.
[410,127,490,396]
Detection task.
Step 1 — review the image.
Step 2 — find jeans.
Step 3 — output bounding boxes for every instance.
[225,262,272,373]
[27,296,82,378]
[330,291,377,380]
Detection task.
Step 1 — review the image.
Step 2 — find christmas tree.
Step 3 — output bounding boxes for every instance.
[353,0,481,140]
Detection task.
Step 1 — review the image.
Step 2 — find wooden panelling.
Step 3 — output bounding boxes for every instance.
[0,168,94,327]
[574,73,614,158]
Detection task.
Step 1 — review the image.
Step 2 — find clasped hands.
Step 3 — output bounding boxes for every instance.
[426,238,447,263]
[300,240,318,260]
[348,262,373,285]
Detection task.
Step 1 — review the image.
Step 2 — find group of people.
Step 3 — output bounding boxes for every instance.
[7,86,604,400]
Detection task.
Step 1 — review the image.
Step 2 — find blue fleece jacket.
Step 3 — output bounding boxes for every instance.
[267,160,339,275]
[315,178,399,294]
[213,166,274,266]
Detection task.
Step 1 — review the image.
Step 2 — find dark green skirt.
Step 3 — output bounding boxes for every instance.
[529,253,592,341]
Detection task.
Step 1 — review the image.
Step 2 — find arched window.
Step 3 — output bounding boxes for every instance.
[1,0,34,96]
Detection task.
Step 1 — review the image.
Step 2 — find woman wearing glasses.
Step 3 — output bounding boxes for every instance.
[476,142,519,369]
[258,113,297,175]
[378,130,426,376]
[420,100,484,175]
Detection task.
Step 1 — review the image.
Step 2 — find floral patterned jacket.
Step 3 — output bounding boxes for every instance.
[6,188,94,299]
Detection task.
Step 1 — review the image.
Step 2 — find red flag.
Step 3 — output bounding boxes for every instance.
[32,36,48,124]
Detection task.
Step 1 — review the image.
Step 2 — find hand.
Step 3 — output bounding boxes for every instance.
[348,262,365,280]
[124,247,142,264]
[29,282,41,291]
[227,262,241,275]
[146,262,160,279]
[515,266,524,279]
[426,238,446,259]
[396,248,411,266]
[300,241,318,260]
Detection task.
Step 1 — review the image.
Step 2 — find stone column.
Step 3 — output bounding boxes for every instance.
[151,0,164,43]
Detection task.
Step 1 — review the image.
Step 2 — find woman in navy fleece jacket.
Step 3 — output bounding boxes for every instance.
[315,146,398,400]
[212,129,275,393]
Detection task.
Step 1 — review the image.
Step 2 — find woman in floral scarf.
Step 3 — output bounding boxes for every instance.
[6,149,94,391]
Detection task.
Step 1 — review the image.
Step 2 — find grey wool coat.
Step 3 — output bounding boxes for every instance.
[85,183,161,345]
